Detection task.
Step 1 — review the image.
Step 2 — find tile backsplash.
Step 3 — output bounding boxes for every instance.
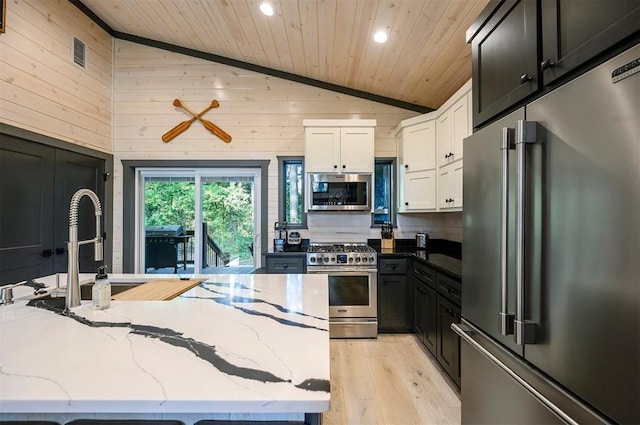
[287,211,463,244]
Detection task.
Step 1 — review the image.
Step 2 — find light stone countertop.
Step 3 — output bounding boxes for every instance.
[0,273,330,422]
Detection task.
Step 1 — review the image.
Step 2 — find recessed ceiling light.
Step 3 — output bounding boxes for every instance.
[373,30,388,43]
[260,2,274,16]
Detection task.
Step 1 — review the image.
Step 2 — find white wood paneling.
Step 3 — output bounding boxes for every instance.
[0,0,113,152]
[111,40,418,272]
[81,0,490,110]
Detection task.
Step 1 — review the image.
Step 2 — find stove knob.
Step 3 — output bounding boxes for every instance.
[324,257,330,263]
[370,256,375,263]
[356,257,361,263]
[349,257,354,263]
[310,257,316,263]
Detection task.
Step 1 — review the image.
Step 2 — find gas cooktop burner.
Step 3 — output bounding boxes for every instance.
[307,243,377,266]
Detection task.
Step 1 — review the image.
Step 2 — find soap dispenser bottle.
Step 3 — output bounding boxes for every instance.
[92,265,111,310]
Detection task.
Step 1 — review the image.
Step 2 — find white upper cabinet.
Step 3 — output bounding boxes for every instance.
[397,117,438,212]
[438,160,463,210]
[437,92,470,167]
[403,120,437,172]
[304,120,376,174]
[396,80,471,213]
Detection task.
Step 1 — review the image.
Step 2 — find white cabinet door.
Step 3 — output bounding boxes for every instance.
[438,161,463,210]
[451,160,463,208]
[305,127,340,173]
[438,166,452,209]
[451,93,469,161]
[403,120,436,172]
[404,169,437,211]
[340,127,374,173]
[437,111,452,167]
[438,94,469,167]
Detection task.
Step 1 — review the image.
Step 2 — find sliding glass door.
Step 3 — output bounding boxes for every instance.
[137,168,261,274]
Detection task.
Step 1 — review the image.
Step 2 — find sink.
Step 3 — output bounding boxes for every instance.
[80,282,142,300]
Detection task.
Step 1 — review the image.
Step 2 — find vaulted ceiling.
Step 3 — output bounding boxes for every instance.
[75,0,489,112]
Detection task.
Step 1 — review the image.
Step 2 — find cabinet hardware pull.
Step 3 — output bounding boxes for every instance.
[283,264,288,269]
[540,59,555,71]
[405,202,409,206]
[520,73,533,84]
[333,165,337,169]
[41,249,53,257]
[342,165,346,169]
[405,164,409,169]
[56,247,66,255]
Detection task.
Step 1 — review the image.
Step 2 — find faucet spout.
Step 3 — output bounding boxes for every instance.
[66,189,103,309]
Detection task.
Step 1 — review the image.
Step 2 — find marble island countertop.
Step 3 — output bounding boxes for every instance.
[0,274,329,423]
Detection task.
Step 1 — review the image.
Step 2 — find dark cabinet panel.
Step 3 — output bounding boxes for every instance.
[437,295,461,387]
[469,0,640,128]
[54,149,105,273]
[264,254,306,273]
[413,258,462,387]
[471,0,539,127]
[0,139,55,284]
[414,281,426,342]
[379,274,407,330]
[424,283,438,355]
[378,258,407,274]
[541,0,640,85]
[0,135,106,284]
[437,273,462,305]
[378,258,410,332]
[414,279,437,355]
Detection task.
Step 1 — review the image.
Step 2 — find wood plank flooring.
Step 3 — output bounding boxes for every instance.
[325,334,461,425]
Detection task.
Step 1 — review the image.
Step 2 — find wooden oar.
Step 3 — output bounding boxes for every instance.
[174,99,233,143]
[161,100,219,143]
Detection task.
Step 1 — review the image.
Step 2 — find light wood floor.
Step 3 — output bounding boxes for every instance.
[324,334,461,425]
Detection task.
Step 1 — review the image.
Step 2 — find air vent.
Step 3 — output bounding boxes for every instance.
[72,36,86,68]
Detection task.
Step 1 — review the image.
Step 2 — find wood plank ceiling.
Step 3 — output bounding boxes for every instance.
[76,0,490,111]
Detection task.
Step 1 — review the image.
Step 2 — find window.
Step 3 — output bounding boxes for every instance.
[278,157,306,228]
[372,159,396,226]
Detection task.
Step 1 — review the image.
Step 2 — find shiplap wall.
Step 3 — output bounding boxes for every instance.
[0,0,112,152]
[111,40,433,271]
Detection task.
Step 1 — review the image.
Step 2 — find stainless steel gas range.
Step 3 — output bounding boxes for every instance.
[306,243,378,338]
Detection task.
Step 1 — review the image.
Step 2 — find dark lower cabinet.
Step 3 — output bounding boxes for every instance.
[415,280,437,354]
[437,295,461,387]
[264,254,306,273]
[379,274,407,330]
[378,257,411,332]
[413,259,462,387]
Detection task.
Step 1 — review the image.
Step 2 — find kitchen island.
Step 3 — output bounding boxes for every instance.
[0,273,329,424]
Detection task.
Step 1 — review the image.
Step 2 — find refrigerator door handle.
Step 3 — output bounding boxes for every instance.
[500,127,516,336]
[514,120,537,345]
[452,323,578,425]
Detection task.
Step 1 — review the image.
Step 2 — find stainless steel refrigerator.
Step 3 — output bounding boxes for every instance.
[455,43,639,424]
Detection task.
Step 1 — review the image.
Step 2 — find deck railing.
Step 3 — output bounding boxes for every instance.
[202,223,230,267]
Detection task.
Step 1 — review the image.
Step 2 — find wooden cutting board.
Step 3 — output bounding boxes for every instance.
[111,279,202,301]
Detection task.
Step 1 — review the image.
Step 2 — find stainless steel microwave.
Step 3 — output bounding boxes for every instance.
[308,173,371,211]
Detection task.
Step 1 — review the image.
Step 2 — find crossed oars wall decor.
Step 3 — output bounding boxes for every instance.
[162,99,232,143]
